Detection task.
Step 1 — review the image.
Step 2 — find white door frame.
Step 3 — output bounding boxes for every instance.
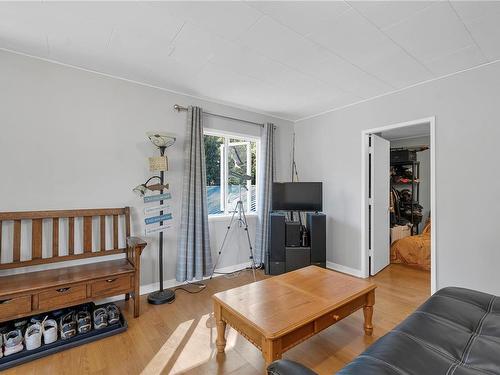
[361,117,437,293]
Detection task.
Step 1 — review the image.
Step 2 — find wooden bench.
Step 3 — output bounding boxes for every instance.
[0,207,147,323]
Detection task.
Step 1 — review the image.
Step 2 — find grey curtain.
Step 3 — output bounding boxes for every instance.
[254,123,275,266]
[176,106,212,282]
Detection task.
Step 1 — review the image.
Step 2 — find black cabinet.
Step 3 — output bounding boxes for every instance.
[308,213,326,267]
[266,212,326,275]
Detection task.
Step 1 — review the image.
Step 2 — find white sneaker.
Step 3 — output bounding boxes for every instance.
[3,329,23,356]
[0,332,3,358]
[42,318,58,344]
[25,323,42,351]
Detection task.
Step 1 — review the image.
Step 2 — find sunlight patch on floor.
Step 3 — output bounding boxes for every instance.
[140,314,240,375]
[141,318,196,375]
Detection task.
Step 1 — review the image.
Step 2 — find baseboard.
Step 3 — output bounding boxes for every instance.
[326,261,365,278]
[139,261,252,295]
[95,261,253,305]
[211,261,253,276]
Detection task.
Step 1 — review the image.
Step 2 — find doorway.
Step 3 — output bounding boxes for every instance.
[361,117,436,293]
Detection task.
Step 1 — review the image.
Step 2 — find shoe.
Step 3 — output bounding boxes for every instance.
[79,302,95,312]
[30,315,42,324]
[3,329,23,356]
[24,323,42,351]
[76,311,92,334]
[59,311,77,340]
[42,318,58,345]
[93,308,108,330]
[0,325,10,358]
[50,309,65,320]
[106,304,120,325]
[13,319,28,334]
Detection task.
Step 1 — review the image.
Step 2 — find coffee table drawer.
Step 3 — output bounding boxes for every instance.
[38,284,87,310]
[315,295,366,332]
[0,295,32,321]
[91,275,131,298]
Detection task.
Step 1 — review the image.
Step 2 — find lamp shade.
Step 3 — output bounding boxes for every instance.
[133,184,148,197]
[146,132,176,149]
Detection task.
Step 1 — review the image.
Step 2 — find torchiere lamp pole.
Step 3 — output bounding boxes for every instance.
[148,145,175,304]
[133,132,176,305]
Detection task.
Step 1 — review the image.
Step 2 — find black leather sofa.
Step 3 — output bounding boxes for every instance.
[267,287,500,375]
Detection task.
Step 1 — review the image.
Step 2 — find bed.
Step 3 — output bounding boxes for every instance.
[390,220,431,271]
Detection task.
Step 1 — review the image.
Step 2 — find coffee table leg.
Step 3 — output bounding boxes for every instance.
[214,302,227,353]
[363,290,375,336]
[262,338,282,367]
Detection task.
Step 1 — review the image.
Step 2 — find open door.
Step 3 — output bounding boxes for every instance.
[369,134,390,275]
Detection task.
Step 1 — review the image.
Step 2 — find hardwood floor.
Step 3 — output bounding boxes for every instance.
[3,264,430,375]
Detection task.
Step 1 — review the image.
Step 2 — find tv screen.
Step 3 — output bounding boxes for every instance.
[272,182,323,211]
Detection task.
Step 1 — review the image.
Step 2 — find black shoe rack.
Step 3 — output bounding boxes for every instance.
[0,303,127,371]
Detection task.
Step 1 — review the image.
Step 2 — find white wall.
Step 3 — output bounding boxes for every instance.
[391,136,431,227]
[0,50,294,285]
[294,61,500,295]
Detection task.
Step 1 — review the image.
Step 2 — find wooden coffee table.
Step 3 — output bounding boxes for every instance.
[213,266,376,366]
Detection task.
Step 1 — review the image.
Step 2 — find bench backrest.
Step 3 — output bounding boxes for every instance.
[0,207,131,270]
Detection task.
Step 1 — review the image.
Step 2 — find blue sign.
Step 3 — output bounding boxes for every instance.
[144,203,170,215]
[145,223,172,235]
[145,213,173,225]
[144,193,172,203]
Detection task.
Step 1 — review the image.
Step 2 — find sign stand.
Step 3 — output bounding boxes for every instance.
[133,132,176,306]
[147,146,176,305]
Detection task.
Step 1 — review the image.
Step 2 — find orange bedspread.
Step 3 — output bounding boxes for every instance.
[390,221,431,271]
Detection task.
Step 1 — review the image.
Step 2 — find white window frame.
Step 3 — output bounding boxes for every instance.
[204,129,260,218]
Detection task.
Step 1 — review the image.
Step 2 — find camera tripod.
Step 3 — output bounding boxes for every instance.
[210,186,257,281]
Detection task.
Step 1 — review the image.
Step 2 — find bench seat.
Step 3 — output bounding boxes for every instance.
[0,208,147,322]
[0,258,142,323]
[0,259,135,296]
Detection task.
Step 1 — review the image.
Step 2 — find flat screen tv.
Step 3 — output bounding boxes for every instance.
[272,182,323,212]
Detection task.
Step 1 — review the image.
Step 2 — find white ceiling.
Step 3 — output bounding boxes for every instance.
[1,1,500,121]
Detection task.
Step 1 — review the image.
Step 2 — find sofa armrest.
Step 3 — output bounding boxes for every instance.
[267,360,318,375]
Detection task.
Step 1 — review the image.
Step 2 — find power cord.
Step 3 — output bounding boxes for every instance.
[172,281,206,295]
[213,264,264,278]
[162,264,264,304]
[161,281,207,304]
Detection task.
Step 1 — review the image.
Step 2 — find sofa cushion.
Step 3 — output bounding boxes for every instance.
[267,360,318,375]
[338,287,500,375]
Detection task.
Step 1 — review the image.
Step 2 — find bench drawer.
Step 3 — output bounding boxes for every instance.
[91,275,132,298]
[0,295,32,321]
[38,284,87,311]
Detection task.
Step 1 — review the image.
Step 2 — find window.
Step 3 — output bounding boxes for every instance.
[204,131,258,215]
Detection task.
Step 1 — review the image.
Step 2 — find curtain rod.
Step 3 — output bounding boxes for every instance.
[173,104,265,128]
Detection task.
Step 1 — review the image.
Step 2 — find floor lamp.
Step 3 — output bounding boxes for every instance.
[133,132,176,305]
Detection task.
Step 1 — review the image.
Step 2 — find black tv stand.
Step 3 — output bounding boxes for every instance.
[266,211,326,275]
